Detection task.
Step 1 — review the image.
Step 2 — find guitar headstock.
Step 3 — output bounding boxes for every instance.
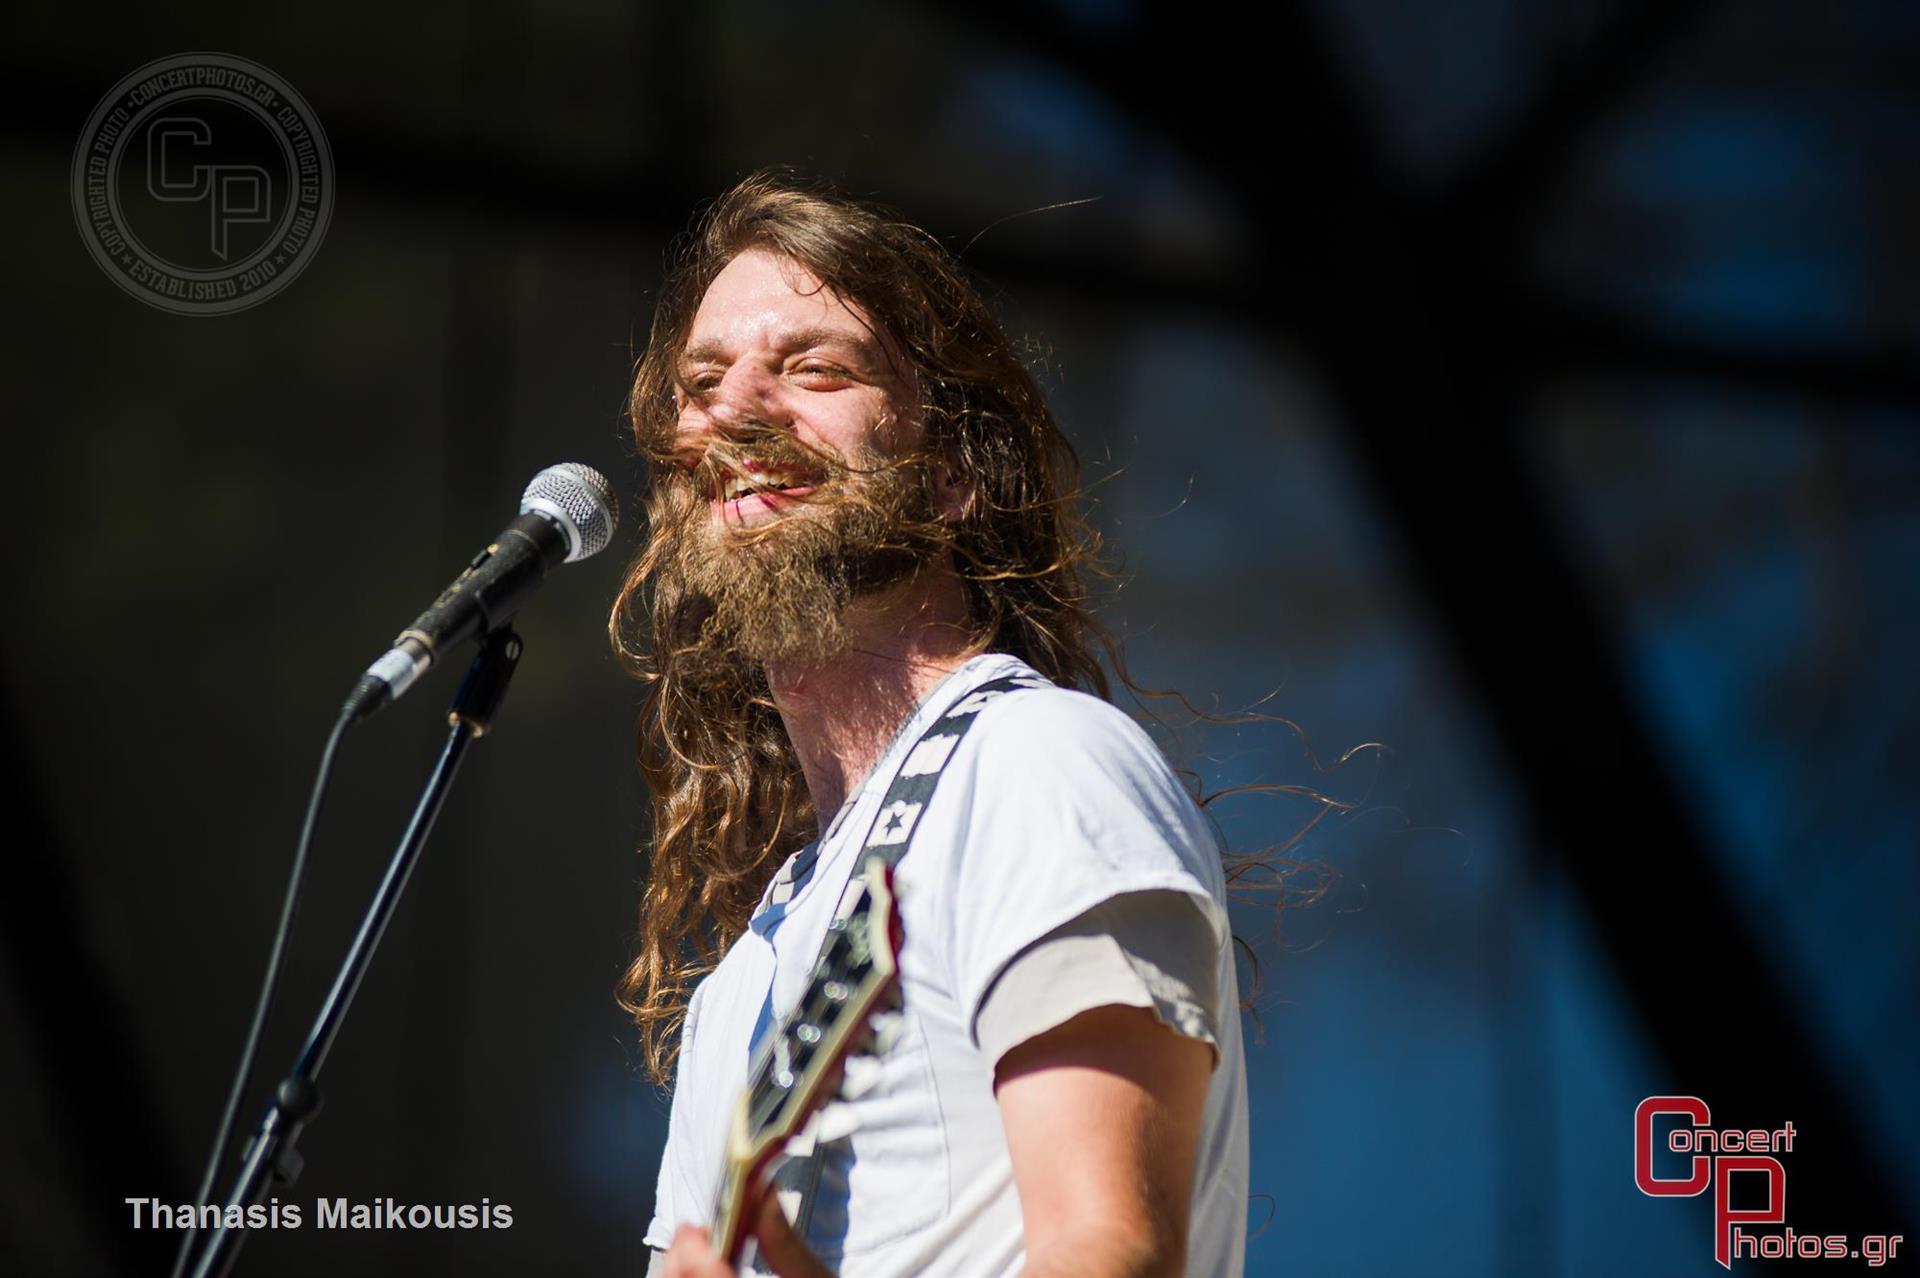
[711,857,905,1263]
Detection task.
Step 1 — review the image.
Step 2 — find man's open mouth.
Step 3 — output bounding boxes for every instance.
[711,463,823,504]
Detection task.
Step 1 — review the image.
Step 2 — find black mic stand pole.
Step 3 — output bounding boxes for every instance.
[185,626,524,1278]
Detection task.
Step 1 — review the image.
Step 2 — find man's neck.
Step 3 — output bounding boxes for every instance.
[765,566,981,826]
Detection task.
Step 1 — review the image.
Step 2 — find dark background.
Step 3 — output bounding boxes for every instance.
[3,2,1917,1275]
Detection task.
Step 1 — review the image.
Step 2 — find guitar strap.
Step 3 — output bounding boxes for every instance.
[771,670,1051,1249]
[848,671,1052,876]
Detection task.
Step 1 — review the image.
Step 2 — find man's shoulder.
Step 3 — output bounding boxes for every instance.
[906,666,1230,1015]
[961,674,1173,782]
[936,666,1215,865]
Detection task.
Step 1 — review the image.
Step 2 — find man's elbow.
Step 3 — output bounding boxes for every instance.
[1022,1216,1187,1278]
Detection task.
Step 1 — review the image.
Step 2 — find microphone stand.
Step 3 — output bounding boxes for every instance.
[184,626,524,1278]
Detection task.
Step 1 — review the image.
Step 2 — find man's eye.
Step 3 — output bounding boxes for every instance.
[793,363,849,383]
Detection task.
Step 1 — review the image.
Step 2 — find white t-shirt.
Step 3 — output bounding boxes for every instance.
[643,652,1250,1276]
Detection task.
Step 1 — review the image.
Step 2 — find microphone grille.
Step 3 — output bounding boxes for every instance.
[521,463,619,562]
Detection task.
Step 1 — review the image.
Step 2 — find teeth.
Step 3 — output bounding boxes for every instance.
[720,469,808,501]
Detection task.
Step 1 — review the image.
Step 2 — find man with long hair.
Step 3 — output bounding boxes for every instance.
[612,171,1247,1277]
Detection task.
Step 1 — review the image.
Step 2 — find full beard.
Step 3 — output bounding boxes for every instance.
[648,447,950,680]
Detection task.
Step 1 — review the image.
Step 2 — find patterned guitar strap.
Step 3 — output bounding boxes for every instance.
[762,670,1052,1258]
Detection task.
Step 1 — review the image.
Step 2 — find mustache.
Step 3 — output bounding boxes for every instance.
[661,420,838,501]
[653,418,932,505]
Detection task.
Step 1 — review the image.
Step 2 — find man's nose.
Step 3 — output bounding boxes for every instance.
[699,363,787,433]
[679,369,787,460]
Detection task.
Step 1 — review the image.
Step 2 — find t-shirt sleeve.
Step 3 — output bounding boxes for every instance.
[926,686,1229,1038]
[974,888,1222,1069]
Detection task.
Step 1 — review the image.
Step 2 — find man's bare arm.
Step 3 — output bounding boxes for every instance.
[663,1002,1213,1277]
[995,1003,1214,1278]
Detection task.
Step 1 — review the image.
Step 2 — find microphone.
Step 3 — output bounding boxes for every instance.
[344,463,619,721]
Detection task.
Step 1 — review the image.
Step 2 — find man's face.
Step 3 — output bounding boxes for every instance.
[673,248,919,526]
[653,249,950,667]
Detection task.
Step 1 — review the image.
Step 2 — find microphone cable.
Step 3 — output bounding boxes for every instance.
[169,705,355,1278]
[166,461,615,1277]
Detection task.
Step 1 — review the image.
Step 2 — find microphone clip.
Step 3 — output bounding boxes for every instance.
[449,627,522,738]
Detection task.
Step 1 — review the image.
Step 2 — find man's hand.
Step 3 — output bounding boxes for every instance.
[658,1189,833,1278]
[995,1003,1213,1278]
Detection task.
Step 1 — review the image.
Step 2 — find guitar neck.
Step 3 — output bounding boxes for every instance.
[708,859,902,1265]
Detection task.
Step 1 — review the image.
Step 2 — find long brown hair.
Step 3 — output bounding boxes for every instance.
[610,170,1342,1086]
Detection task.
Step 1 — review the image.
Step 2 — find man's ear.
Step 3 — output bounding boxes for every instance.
[933,458,977,525]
